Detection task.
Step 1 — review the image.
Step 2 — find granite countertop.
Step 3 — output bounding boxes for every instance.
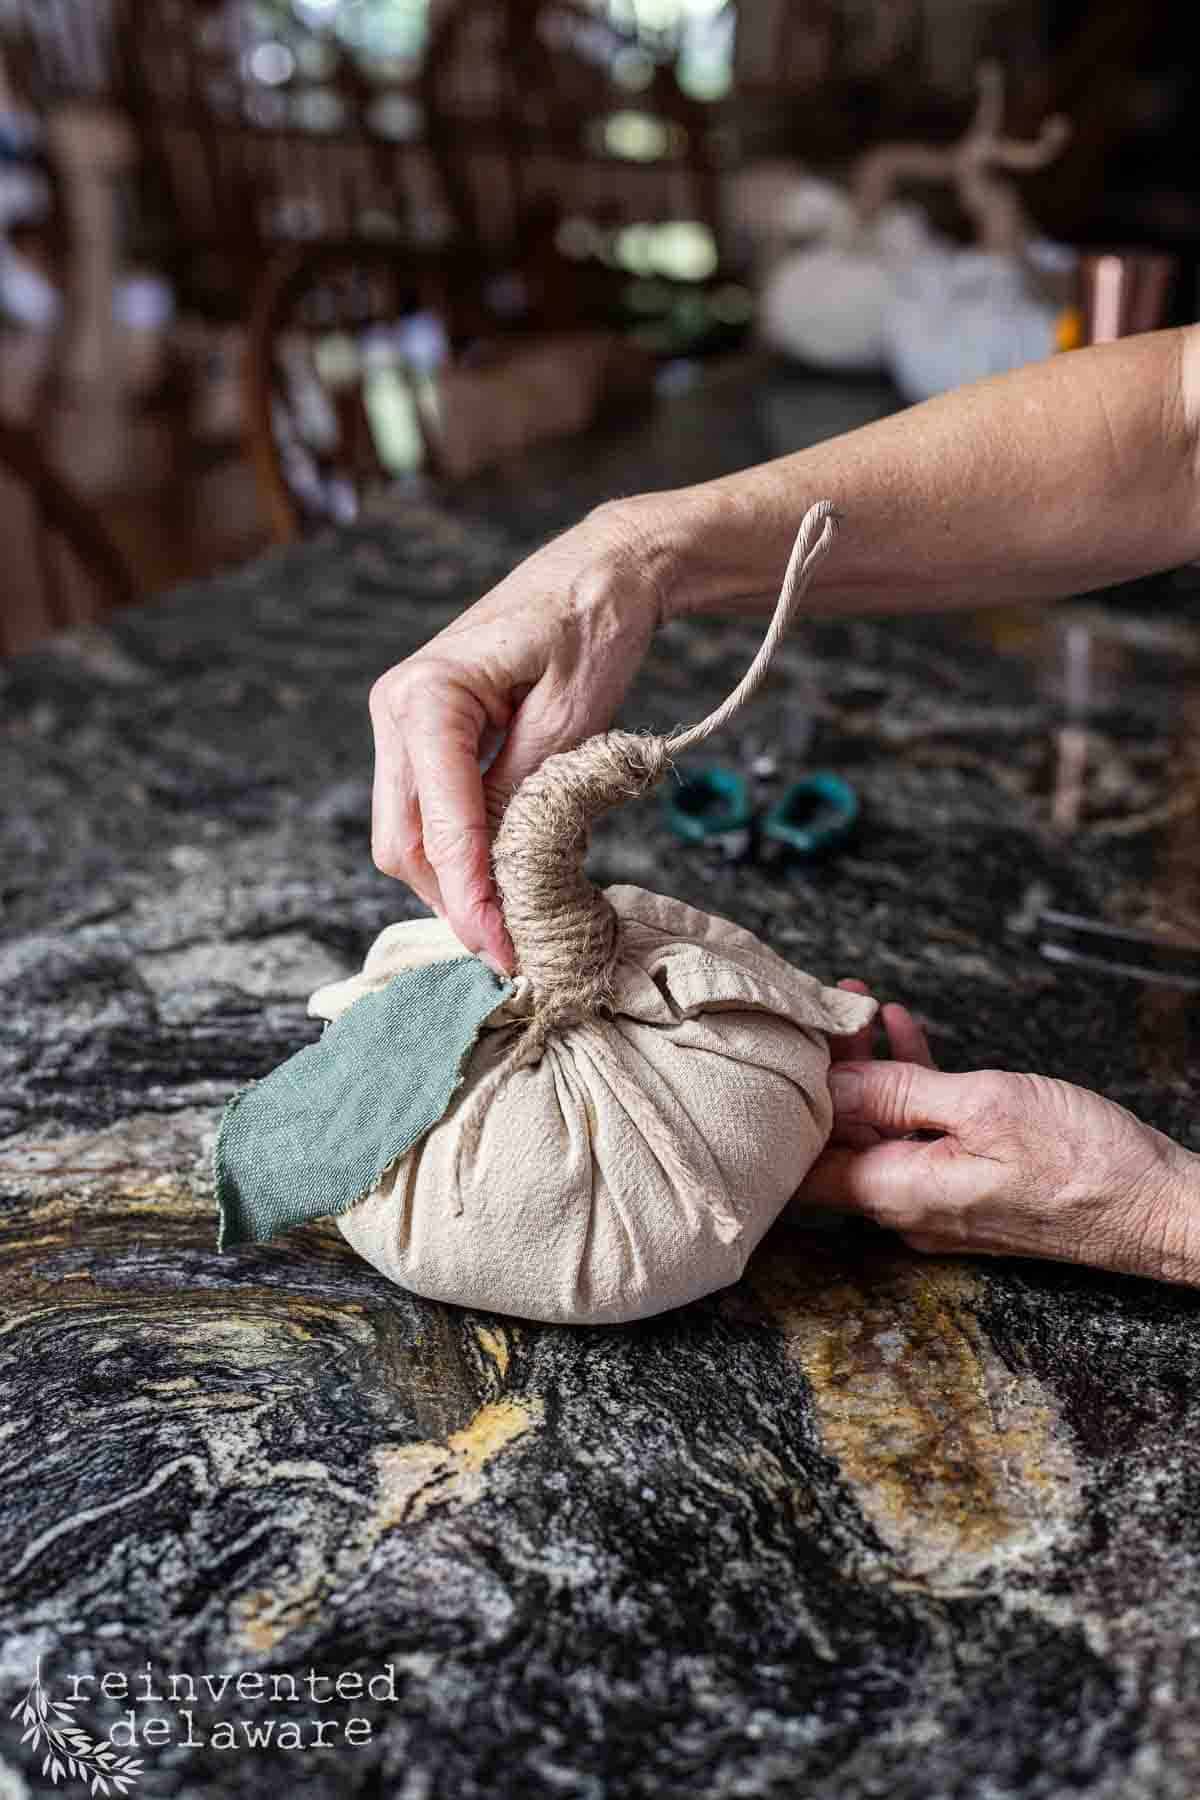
[2,365,1200,1799]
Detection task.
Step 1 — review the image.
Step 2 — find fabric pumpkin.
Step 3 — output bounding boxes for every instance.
[304,889,873,1325]
[214,502,872,1326]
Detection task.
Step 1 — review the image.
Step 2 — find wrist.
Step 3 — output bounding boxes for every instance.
[593,487,759,626]
[584,494,693,630]
[1159,1148,1200,1285]
[1129,1138,1200,1286]
[600,478,846,625]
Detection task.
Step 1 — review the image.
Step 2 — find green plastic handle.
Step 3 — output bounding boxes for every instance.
[760,772,859,857]
[663,765,755,844]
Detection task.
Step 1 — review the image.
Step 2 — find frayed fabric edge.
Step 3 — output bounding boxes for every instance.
[212,971,514,1251]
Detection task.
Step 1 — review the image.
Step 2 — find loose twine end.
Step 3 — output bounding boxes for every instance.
[491,500,840,1060]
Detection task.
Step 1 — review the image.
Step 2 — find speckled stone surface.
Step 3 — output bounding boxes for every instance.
[3,366,1200,1799]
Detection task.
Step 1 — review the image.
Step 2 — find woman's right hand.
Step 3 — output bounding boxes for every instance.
[368,501,667,974]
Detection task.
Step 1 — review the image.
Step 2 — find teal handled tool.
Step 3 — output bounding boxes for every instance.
[663,765,755,860]
[664,765,858,862]
[760,771,859,860]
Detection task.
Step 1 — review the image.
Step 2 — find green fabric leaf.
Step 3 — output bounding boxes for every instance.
[214,955,512,1249]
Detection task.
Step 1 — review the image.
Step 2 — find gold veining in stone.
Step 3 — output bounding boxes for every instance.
[740,1234,1081,1584]
[1,1112,544,1661]
[373,1396,544,1531]
[474,1324,513,1380]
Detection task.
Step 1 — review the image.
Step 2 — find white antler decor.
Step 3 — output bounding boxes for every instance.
[850,62,1070,256]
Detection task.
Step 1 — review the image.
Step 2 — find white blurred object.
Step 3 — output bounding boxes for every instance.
[114,273,175,392]
[0,159,50,229]
[395,310,448,374]
[114,273,173,332]
[0,109,58,327]
[885,241,1066,403]
[755,64,1073,389]
[759,204,931,373]
[277,333,339,449]
[0,241,61,327]
[774,177,857,242]
[721,160,823,268]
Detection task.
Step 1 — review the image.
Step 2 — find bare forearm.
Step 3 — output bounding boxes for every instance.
[618,327,1200,622]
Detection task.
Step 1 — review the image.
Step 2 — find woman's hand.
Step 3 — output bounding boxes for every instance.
[368,503,666,972]
[800,980,1200,1285]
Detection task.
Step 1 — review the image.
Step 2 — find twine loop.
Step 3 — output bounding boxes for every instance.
[491,500,840,1062]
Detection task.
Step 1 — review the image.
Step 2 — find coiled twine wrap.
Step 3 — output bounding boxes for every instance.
[491,501,841,1063]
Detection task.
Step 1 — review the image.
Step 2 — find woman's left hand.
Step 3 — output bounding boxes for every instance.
[798,980,1200,1286]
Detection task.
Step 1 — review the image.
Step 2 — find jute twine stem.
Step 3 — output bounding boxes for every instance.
[492,500,840,1063]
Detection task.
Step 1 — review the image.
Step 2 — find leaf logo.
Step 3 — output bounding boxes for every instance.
[10,1661,143,1795]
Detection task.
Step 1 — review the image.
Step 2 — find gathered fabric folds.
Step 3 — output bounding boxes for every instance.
[304,887,873,1325]
[214,501,875,1324]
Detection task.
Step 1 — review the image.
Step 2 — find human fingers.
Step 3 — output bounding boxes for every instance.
[372,668,515,973]
[409,722,514,975]
[829,1123,884,1151]
[369,721,444,917]
[798,1138,938,1220]
[828,1060,975,1137]
[801,1070,1196,1274]
[881,1002,936,1069]
[827,982,881,1143]
[830,978,879,1064]
[797,1135,995,1250]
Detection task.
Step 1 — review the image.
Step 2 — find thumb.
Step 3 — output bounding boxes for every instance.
[828,1060,966,1135]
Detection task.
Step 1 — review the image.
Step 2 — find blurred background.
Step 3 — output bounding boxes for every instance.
[1,0,1196,655]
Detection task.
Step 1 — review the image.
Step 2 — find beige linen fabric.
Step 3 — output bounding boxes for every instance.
[309,886,875,1326]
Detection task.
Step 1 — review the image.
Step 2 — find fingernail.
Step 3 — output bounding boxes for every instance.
[482,902,515,977]
[829,1068,863,1114]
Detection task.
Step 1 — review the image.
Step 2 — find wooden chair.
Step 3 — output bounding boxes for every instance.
[422,0,724,262]
[116,1,727,322]
[244,238,654,543]
[0,418,138,657]
[0,1,118,102]
[117,0,462,319]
